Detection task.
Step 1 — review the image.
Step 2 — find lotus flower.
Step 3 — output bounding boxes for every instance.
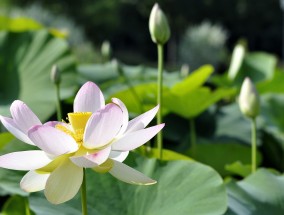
[0,82,164,204]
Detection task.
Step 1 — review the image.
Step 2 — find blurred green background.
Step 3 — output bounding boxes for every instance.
[1,0,284,214]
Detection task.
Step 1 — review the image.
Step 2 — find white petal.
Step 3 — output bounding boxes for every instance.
[126,105,159,134]
[0,150,52,170]
[112,124,165,151]
[70,156,98,168]
[20,170,50,192]
[109,160,156,185]
[70,147,111,168]
[10,100,42,133]
[111,98,128,136]
[109,150,129,162]
[83,104,123,149]
[0,116,34,145]
[45,160,83,204]
[28,125,78,156]
[74,81,105,113]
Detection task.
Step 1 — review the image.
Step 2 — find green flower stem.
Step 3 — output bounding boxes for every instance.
[81,168,88,215]
[251,118,257,173]
[55,83,62,121]
[190,119,197,156]
[157,43,164,159]
[25,197,31,215]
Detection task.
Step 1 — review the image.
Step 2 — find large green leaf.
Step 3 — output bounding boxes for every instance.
[78,62,181,89]
[260,94,284,132]
[0,16,42,32]
[187,143,261,177]
[214,103,252,144]
[136,147,193,161]
[0,30,77,121]
[226,169,284,215]
[109,83,170,116]
[234,52,277,85]
[171,65,214,95]
[257,69,284,94]
[29,155,227,215]
[1,195,35,215]
[164,87,235,119]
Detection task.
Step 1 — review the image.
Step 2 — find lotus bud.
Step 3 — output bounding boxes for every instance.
[149,3,170,45]
[112,59,123,77]
[180,64,190,78]
[239,77,260,118]
[101,40,112,61]
[50,65,61,85]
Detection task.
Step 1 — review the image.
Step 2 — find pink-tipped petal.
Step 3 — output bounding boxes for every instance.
[0,151,52,170]
[111,98,129,135]
[112,124,165,151]
[0,116,34,145]
[28,125,78,156]
[70,147,111,168]
[109,151,129,162]
[45,160,83,204]
[44,121,60,127]
[10,100,42,133]
[83,104,123,149]
[126,105,159,133]
[109,160,156,185]
[74,82,105,113]
[20,171,50,192]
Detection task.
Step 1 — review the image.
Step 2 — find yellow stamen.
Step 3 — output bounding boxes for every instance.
[68,112,92,132]
[56,112,92,146]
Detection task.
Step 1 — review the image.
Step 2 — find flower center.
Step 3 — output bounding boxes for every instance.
[56,112,92,145]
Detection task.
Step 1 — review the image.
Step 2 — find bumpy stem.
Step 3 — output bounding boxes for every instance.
[157,44,164,159]
[251,118,257,173]
[81,168,88,215]
[55,83,62,121]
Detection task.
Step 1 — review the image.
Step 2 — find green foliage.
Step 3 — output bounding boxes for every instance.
[0,16,42,31]
[136,147,193,161]
[164,87,235,119]
[225,161,252,178]
[233,52,277,85]
[226,169,284,215]
[171,65,213,95]
[187,143,261,177]
[1,195,35,215]
[0,30,77,121]
[29,154,227,215]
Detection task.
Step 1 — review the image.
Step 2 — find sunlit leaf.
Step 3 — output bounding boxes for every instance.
[225,161,251,178]
[0,16,42,32]
[136,147,193,161]
[30,154,227,215]
[164,87,236,119]
[171,65,214,95]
